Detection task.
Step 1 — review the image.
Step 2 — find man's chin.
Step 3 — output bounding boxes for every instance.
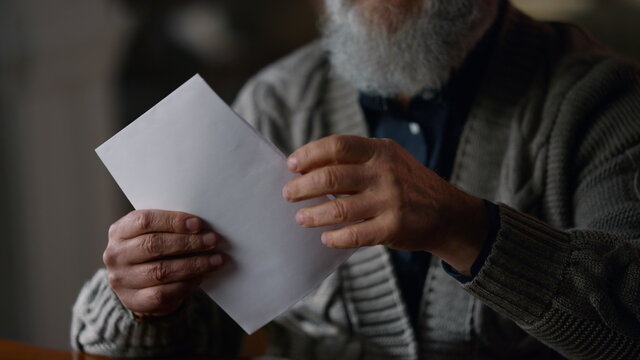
[323,0,491,96]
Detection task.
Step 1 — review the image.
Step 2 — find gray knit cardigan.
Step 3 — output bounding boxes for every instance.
[71,5,640,360]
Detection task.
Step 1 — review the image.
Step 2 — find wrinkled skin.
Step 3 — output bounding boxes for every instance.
[103,210,224,316]
[283,135,488,272]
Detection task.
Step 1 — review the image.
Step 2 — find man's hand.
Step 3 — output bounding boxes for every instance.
[282,135,489,275]
[103,210,224,317]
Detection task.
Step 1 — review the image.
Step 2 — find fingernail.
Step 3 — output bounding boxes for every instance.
[295,211,307,226]
[186,218,200,233]
[287,156,298,172]
[282,185,291,201]
[210,254,223,266]
[203,233,217,248]
[321,233,331,247]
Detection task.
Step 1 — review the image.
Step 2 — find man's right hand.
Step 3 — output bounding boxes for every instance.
[103,210,224,317]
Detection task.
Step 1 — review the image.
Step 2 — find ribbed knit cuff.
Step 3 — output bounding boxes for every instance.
[71,269,233,357]
[463,204,572,326]
[442,199,502,283]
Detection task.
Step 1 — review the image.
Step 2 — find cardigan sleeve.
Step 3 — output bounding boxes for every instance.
[463,58,640,359]
[70,269,243,357]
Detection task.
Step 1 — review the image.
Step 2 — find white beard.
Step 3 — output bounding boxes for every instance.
[322,0,496,97]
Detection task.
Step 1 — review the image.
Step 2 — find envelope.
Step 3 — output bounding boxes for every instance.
[96,75,355,333]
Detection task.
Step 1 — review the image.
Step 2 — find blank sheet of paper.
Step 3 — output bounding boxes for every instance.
[96,75,355,334]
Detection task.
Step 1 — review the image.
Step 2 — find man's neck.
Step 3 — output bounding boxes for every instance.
[396,94,412,109]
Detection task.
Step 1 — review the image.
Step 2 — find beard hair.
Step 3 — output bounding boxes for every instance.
[322,0,493,97]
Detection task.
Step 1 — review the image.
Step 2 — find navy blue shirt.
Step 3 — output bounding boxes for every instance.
[358,20,501,327]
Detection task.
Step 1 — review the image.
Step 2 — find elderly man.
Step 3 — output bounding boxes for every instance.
[72,0,640,358]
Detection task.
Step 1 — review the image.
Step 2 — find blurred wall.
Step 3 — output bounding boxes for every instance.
[0,0,130,349]
[513,0,640,60]
[0,0,27,344]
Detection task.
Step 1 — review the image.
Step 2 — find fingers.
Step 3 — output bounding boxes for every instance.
[109,253,224,289]
[105,210,225,317]
[116,232,219,264]
[287,135,377,173]
[294,194,381,228]
[283,164,373,202]
[118,278,203,316]
[109,210,203,240]
[320,217,390,249]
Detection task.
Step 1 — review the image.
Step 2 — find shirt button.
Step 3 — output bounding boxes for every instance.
[409,122,420,135]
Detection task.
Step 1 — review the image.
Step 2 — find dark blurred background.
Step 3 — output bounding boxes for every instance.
[0,0,638,351]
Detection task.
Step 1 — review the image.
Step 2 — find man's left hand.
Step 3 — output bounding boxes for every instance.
[283,135,489,275]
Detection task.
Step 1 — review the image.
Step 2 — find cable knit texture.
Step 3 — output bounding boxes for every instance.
[71,3,640,359]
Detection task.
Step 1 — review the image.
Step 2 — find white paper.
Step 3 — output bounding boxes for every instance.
[96,74,355,334]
